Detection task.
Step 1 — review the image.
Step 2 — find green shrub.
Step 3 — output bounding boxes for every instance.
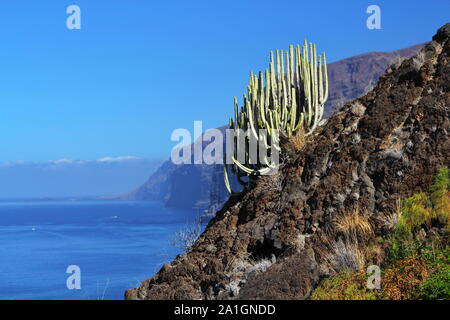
[397,167,449,234]
[309,269,380,300]
[419,266,450,300]
[429,167,450,202]
[429,167,450,227]
[399,192,431,233]
[388,234,419,262]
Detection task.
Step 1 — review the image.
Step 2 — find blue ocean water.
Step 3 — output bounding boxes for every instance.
[0,201,198,300]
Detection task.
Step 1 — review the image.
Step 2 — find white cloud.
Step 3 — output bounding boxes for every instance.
[96,156,142,162]
[0,156,143,167]
[48,158,77,164]
[0,160,26,167]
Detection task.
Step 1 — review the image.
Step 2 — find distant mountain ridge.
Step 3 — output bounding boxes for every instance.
[119,42,426,210]
[324,42,426,117]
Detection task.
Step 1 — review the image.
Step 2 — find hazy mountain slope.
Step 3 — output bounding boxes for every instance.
[117,126,241,212]
[121,42,425,210]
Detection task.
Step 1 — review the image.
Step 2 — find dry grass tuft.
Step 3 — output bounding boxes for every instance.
[377,197,402,230]
[329,238,366,271]
[390,55,405,69]
[288,129,306,152]
[412,51,426,70]
[336,207,373,239]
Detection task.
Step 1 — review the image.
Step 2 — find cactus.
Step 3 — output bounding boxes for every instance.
[224,40,328,193]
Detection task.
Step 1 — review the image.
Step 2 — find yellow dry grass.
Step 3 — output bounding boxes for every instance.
[336,207,373,238]
[289,129,306,152]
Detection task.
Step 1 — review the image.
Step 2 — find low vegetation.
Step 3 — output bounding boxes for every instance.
[170,217,203,252]
[311,167,450,300]
[288,129,307,152]
[336,207,373,239]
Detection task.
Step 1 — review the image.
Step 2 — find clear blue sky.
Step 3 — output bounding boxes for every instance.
[0,0,448,161]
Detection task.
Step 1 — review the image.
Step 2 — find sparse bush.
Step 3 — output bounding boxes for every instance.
[170,217,203,252]
[412,51,426,70]
[335,93,346,109]
[390,55,405,69]
[328,238,366,271]
[377,198,402,230]
[362,78,376,94]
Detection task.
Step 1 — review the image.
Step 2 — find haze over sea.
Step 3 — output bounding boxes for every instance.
[0,201,197,300]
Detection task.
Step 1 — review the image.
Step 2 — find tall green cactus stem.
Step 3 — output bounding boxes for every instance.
[224,40,328,194]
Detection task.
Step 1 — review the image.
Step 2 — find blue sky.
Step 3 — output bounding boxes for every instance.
[0,0,448,161]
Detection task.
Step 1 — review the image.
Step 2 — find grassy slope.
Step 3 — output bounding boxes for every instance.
[310,167,450,300]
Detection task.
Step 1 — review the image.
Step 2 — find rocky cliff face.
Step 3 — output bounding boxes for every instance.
[125,24,449,300]
[120,43,425,211]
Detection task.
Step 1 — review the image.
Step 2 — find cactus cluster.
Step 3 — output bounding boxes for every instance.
[224,40,329,194]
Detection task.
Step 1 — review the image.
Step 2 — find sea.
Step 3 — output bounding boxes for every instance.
[0,200,200,300]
